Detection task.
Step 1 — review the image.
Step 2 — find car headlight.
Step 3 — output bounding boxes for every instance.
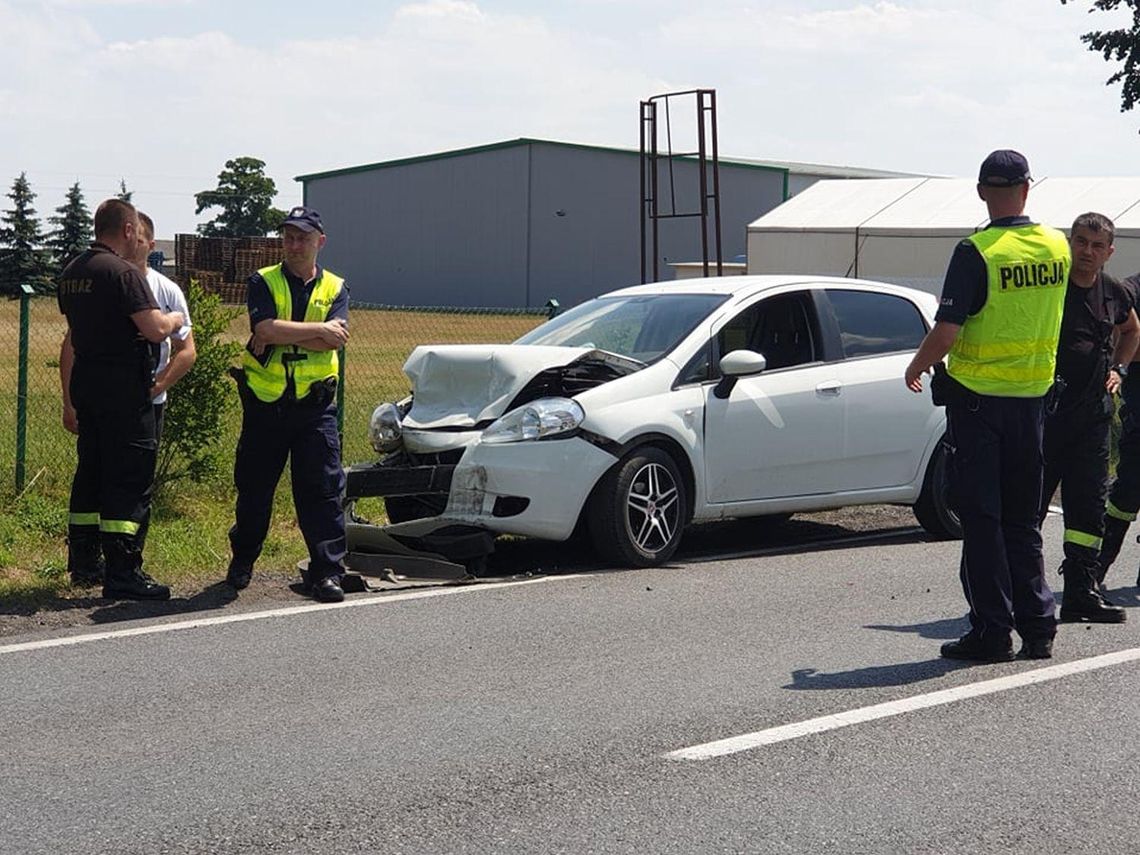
[369,402,403,453]
[481,397,585,444]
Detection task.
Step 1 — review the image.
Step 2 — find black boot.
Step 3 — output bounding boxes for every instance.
[1098,516,1130,585]
[66,525,105,586]
[101,534,170,601]
[1060,560,1126,623]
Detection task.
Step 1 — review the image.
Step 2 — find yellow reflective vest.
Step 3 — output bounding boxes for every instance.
[242,264,345,403]
[947,224,1069,397]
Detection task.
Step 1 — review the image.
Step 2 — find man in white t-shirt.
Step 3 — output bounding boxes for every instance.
[133,212,195,440]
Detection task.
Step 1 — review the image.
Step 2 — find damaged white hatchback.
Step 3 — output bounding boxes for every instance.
[345,275,957,574]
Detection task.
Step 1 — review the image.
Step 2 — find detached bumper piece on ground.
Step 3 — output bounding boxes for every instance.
[342,461,497,582]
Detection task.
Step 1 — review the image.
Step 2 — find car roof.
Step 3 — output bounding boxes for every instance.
[604,274,930,303]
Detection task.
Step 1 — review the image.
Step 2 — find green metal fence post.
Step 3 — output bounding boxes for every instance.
[15,283,35,493]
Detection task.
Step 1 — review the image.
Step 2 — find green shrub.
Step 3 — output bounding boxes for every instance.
[153,280,243,494]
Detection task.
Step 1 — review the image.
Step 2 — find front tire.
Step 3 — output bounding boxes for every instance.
[913,437,961,540]
[588,446,688,567]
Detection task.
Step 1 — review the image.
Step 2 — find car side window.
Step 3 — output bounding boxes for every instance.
[826,290,927,358]
[715,292,818,372]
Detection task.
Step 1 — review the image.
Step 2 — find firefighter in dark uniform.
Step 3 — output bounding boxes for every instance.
[906,150,1069,662]
[1098,273,1140,585]
[1039,213,1139,622]
[57,199,185,599]
[225,206,350,603]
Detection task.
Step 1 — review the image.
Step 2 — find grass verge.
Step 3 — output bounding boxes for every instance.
[2,297,546,606]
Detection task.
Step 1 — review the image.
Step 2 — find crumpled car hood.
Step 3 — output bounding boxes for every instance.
[403,344,595,429]
[402,344,644,430]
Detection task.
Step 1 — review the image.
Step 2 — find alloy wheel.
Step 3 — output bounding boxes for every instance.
[625,462,681,555]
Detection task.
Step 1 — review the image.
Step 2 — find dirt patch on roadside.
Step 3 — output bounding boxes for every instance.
[0,572,304,640]
[0,505,925,640]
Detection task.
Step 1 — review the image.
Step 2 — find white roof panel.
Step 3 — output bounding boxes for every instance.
[1112,206,1140,232]
[1026,177,1140,231]
[751,176,1140,234]
[746,178,926,231]
[860,179,985,234]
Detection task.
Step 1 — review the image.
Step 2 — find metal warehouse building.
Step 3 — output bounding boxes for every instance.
[297,138,911,308]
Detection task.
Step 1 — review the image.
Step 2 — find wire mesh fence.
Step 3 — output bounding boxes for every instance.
[3,293,551,500]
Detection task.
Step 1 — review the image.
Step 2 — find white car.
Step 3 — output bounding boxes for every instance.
[347,275,957,570]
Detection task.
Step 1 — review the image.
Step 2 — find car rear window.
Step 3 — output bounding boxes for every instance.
[827,290,927,358]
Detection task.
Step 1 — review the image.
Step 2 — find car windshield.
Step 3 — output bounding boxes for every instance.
[514,293,729,363]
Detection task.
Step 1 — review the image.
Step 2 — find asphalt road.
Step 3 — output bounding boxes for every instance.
[3,513,1140,854]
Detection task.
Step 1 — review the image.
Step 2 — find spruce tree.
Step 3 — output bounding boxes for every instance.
[0,172,51,295]
[117,179,132,202]
[46,182,93,268]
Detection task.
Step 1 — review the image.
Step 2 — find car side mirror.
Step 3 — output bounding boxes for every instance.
[713,350,767,399]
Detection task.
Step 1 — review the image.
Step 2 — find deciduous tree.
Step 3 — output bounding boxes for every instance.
[195,156,286,237]
[1061,0,1140,125]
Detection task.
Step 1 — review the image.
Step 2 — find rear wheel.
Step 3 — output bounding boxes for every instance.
[588,446,688,567]
[913,437,961,540]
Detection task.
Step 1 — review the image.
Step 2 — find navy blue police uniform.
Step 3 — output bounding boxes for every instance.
[937,216,1059,657]
[58,242,170,600]
[228,261,349,593]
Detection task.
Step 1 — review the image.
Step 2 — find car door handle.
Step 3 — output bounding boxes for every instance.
[816,381,841,396]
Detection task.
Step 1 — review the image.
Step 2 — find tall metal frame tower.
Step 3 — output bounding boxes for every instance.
[639,89,723,283]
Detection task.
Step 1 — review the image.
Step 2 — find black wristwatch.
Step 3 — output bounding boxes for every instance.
[1113,363,1130,378]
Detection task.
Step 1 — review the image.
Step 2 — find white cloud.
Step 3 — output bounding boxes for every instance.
[42,0,193,6]
[394,0,484,22]
[659,2,944,53]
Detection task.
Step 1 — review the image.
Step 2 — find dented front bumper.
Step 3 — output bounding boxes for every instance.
[346,436,618,543]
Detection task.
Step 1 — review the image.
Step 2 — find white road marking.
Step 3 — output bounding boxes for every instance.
[0,574,591,656]
[668,647,1140,760]
[686,527,922,564]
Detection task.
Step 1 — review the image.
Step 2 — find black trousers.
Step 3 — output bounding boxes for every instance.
[136,401,166,552]
[1108,372,1140,520]
[153,401,166,446]
[1041,396,1112,572]
[948,394,1055,644]
[229,387,346,581]
[68,363,157,572]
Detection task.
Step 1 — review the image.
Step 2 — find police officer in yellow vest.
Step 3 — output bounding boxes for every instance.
[226,206,350,602]
[906,150,1069,662]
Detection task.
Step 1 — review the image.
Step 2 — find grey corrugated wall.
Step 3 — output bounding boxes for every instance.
[303,141,785,308]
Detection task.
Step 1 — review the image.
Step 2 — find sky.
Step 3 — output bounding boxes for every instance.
[2,0,1138,238]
